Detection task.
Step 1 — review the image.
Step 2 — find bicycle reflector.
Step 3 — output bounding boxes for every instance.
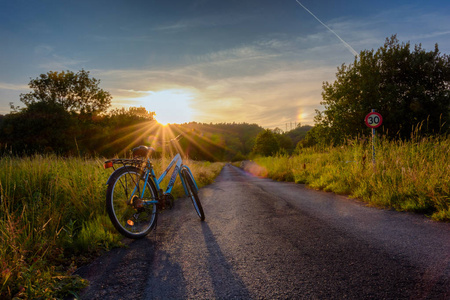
[104,161,114,169]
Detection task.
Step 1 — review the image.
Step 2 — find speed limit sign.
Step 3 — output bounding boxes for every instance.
[365,112,383,128]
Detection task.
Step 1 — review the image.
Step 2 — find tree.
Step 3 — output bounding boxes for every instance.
[90,106,157,157]
[108,106,155,120]
[253,129,279,156]
[284,125,313,145]
[317,35,450,144]
[274,133,294,153]
[273,127,283,134]
[20,70,112,114]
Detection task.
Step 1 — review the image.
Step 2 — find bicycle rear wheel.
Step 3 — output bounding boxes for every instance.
[182,168,205,221]
[106,166,158,239]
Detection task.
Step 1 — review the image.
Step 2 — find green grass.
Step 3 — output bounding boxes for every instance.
[0,155,223,299]
[246,135,449,221]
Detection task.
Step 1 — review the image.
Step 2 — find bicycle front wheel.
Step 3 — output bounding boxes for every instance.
[182,168,205,221]
[106,166,158,239]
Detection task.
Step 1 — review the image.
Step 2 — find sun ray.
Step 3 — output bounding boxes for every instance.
[165,124,232,162]
[98,120,161,156]
[99,115,243,163]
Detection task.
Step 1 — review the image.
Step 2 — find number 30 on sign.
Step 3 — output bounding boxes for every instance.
[365,112,383,128]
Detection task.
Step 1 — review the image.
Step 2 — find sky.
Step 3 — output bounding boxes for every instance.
[1,0,449,128]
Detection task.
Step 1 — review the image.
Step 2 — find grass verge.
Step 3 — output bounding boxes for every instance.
[0,155,223,299]
[243,135,449,221]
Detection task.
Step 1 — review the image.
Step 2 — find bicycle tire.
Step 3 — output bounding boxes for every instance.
[182,168,205,221]
[106,166,158,239]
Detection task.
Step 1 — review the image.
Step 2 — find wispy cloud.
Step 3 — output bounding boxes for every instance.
[409,30,450,40]
[152,13,250,32]
[38,54,86,70]
[0,82,28,91]
[34,44,54,55]
[32,44,87,70]
[97,51,336,127]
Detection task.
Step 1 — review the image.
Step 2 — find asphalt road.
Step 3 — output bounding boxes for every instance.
[78,164,450,299]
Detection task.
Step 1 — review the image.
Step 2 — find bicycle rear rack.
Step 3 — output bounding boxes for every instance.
[104,158,144,170]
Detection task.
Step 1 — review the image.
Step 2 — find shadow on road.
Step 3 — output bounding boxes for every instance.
[77,237,161,299]
[200,221,251,299]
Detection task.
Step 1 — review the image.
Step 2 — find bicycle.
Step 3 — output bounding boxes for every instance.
[103,135,205,239]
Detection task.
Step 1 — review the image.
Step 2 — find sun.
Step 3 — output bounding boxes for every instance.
[138,89,196,125]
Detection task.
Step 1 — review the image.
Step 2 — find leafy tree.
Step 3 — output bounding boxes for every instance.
[273,127,283,134]
[296,125,323,149]
[317,35,450,144]
[253,129,279,156]
[275,133,294,153]
[20,70,112,114]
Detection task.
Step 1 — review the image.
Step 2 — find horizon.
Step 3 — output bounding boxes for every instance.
[1,0,449,129]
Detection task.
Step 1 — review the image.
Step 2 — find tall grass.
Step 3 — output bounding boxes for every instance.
[154,157,224,198]
[247,135,449,221]
[0,155,222,299]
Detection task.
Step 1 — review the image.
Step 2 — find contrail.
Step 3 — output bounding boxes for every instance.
[295,0,358,57]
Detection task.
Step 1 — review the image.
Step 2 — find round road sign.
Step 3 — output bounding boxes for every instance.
[365,112,383,128]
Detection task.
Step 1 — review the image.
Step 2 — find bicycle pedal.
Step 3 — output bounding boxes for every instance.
[163,193,174,209]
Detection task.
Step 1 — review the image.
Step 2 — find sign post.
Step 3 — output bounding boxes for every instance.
[364,109,383,165]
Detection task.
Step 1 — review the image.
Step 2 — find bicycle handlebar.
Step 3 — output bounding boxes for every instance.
[167,134,183,144]
[164,129,200,145]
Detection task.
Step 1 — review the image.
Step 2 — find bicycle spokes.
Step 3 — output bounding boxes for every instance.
[106,167,157,238]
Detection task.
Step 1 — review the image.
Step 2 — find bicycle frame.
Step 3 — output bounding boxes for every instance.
[138,153,198,201]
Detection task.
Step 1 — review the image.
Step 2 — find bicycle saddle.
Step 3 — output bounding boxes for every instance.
[132,145,155,158]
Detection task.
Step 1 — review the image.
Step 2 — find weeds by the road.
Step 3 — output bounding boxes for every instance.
[0,155,222,299]
[245,135,449,221]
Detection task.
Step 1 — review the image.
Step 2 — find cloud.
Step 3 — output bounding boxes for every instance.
[184,63,336,127]
[38,54,86,70]
[94,30,353,127]
[409,30,450,40]
[0,82,28,91]
[194,45,278,64]
[152,12,250,33]
[32,44,87,71]
[97,54,336,127]
[34,45,54,55]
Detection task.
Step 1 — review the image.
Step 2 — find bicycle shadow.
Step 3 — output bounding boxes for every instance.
[142,242,188,299]
[200,221,252,299]
[77,237,171,299]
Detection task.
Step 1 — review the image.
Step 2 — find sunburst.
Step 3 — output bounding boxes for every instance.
[100,118,236,162]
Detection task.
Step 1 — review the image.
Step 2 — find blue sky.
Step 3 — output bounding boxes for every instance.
[1,0,449,127]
